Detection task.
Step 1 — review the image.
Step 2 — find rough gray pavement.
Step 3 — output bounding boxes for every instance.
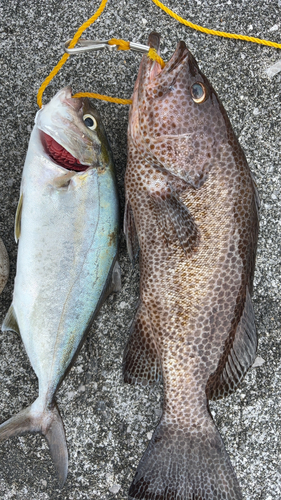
[0,1,280,499]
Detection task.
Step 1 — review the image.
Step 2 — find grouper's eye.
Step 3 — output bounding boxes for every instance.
[190,82,207,103]
[83,114,97,130]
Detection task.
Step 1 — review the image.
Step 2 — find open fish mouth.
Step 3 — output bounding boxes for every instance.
[41,131,89,172]
[132,32,194,107]
[36,87,100,171]
[147,32,190,83]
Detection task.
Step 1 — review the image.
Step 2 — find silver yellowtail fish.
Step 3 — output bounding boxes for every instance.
[123,33,259,500]
[0,87,120,486]
[0,237,9,293]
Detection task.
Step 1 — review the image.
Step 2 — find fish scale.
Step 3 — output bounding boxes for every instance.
[123,32,259,500]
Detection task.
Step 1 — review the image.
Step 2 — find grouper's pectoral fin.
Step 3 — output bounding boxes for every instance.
[206,286,257,399]
[2,304,20,335]
[152,187,199,255]
[123,301,162,385]
[15,193,23,243]
[124,199,139,264]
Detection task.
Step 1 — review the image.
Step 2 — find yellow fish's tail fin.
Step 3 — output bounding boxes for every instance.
[0,398,68,487]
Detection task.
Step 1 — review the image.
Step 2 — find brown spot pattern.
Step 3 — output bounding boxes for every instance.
[124,33,259,500]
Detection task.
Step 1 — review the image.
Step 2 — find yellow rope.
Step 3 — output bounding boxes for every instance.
[148,48,166,68]
[37,0,110,108]
[71,47,165,102]
[73,91,132,105]
[37,0,281,108]
[151,0,281,49]
[108,38,130,50]
[37,19,166,107]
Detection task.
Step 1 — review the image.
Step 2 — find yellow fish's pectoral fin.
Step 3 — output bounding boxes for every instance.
[15,193,23,243]
[2,304,20,335]
[53,170,76,189]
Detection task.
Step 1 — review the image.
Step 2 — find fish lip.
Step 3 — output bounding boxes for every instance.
[150,40,189,81]
[165,41,190,73]
[148,31,161,51]
[141,35,191,91]
[61,86,83,112]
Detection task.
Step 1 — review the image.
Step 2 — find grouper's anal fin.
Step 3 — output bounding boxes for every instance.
[206,286,257,399]
[0,398,68,488]
[103,260,121,298]
[123,302,162,385]
[2,304,20,335]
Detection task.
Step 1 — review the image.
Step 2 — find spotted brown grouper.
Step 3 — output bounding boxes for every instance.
[123,33,259,500]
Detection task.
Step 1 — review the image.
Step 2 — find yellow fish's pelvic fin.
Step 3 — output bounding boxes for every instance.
[15,193,23,243]
[206,286,257,399]
[2,304,20,335]
[123,301,162,386]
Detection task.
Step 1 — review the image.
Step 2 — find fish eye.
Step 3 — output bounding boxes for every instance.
[190,82,207,104]
[83,114,97,130]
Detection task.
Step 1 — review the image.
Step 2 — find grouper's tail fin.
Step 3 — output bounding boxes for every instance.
[0,398,68,487]
[128,414,242,500]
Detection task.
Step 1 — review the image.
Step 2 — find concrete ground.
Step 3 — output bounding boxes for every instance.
[0,0,280,498]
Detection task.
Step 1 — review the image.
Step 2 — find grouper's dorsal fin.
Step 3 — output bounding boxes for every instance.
[206,286,257,400]
[15,193,23,243]
[2,304,20,335]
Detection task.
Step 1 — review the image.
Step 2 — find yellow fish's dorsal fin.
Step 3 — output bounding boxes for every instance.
[15,193,23,243]
[2,304,20,335]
